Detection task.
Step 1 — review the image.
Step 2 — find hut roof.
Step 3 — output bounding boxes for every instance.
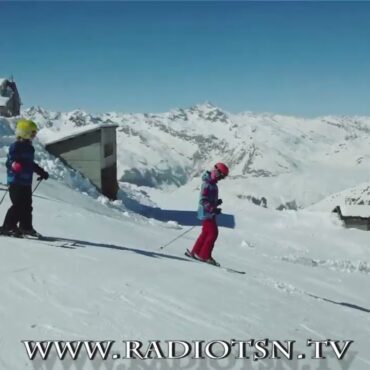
[45,124,118,146]
[337,205,370,218]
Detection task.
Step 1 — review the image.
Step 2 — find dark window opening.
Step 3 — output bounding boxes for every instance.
[104,142,114,158]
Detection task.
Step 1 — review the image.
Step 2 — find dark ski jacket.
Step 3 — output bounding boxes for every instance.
[6,140,44,186]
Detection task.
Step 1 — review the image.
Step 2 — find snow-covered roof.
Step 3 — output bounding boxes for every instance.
[45,124,118,146]
[338,205,370,218]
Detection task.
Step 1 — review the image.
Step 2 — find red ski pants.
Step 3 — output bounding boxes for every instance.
[191,218,219,260]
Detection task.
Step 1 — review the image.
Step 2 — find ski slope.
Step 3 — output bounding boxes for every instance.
[0,116,370,369]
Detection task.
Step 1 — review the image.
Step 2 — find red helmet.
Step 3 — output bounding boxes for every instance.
[214,162,229,177]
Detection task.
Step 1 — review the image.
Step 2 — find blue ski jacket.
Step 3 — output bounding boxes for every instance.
[6,140,44,186]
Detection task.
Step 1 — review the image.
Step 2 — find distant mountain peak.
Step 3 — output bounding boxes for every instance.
[186,102,230,123]
[27,105,50,116]
[191,101,217,110]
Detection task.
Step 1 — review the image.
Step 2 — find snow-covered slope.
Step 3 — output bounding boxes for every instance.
[310,180,370,212]
[1,117,370,370]
[23,104,370,209]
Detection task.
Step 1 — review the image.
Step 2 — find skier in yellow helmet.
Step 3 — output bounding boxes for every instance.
[0,119,49,237]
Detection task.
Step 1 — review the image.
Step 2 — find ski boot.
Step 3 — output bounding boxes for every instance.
[185,248,194,258]
[205,256,220,267]
[0,226,23,238]
[193,253,220,266]
[19,228,42,238]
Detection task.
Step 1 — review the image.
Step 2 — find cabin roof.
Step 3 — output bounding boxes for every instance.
[45,124,118,146]
[336,205,370,218]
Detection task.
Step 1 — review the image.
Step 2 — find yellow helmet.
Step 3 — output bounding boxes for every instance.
[16,119,38,139]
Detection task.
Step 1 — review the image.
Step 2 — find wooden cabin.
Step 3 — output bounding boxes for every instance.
[333,205,370,231]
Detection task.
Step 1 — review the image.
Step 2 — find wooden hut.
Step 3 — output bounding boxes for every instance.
[333,205,370,231]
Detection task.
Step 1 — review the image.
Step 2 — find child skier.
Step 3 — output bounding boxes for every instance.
[186,162,229,266]
[0,119,49,237]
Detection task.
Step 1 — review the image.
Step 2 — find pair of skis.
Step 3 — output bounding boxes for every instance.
[30,235,78,249]
[0,231,77,249]
[184,249,245,275]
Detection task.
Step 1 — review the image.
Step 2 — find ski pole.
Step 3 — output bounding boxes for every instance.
[0,187,8,206]
[159,225,196,250]
[33,178,43,194]
[0,178,43,205]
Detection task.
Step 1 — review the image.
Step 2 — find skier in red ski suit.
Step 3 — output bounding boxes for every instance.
[187,162,229,266]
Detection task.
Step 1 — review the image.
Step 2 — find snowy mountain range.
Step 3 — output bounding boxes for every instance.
[23,103,370,209]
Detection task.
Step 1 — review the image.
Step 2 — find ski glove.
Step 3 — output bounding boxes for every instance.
[217,199,223,205]
[37,169,49,181]
[215,208,222,215]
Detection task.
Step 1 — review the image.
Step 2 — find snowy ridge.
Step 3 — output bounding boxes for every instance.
[24,103,370,208]
[309,181,370,211]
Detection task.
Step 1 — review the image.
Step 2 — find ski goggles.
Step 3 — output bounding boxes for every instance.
[215,168,226,179]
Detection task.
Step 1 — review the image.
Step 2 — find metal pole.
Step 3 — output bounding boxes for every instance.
[0,187,8,206]
[32,179,43,194]
[0,179,42,207]
[159,225,196,250]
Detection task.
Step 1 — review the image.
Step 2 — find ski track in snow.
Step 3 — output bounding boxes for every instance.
[281,255,370,275]
[299,324,326,339]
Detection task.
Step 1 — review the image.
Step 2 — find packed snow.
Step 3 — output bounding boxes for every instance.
[0,108,370,370]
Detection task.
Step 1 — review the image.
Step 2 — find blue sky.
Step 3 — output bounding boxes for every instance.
[1,1,369,116]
